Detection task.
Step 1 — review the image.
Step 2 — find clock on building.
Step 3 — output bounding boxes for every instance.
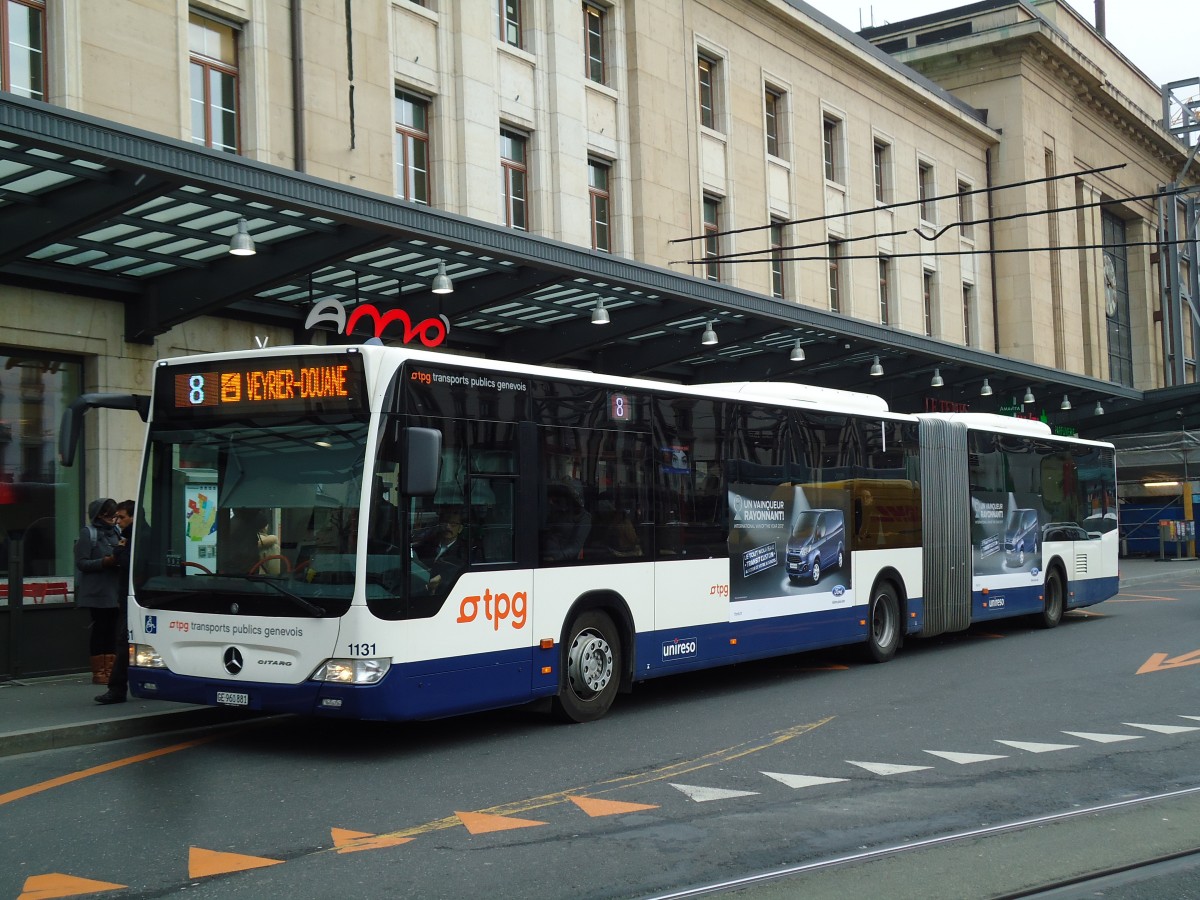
[1103,255,1118,318]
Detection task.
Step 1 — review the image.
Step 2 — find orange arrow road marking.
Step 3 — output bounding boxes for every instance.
[1137,650,1200,674]
[188,847,284,878]
[18,873,125,900]
[330,828,414,854]
[568,796,660,817]
[456,811,547,834]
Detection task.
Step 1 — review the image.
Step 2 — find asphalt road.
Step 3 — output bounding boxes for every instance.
[2,567,1198,900]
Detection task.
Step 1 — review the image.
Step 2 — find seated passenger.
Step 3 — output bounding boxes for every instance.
[413,507,472,593]
[226,508,279,574]
[592,494,642,558]
[542,485,591,562]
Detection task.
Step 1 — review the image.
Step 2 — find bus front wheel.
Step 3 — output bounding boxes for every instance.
[552,610,620,723]
[866,583,901,663]
[1038,567,1065,629]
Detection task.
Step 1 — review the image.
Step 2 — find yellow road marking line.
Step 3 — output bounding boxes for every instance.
[0,735,221,807]
[362,716,835,842]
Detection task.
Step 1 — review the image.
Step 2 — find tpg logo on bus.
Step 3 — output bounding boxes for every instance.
[457,588,528,630]
[661,638,698,662]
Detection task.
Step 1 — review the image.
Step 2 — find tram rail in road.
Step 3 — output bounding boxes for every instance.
[646,785,1200,900]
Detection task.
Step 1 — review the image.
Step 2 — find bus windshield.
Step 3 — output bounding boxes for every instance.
[133,417,369,617]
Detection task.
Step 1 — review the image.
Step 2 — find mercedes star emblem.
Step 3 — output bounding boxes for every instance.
[223,647,244,675]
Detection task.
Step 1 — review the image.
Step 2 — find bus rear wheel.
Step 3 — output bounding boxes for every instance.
[865,583,900,663]
[1037,567,1065,629]
[552,610,621,723]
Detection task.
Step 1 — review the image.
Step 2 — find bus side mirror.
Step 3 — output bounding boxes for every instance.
[58,393,150,467]
[401,427,441,496]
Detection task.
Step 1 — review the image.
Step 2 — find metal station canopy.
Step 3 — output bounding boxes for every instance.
[1,91,1188,437]
[1110,430,1200,484]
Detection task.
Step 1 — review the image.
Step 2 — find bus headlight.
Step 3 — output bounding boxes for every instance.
[132,643,167,668]
[311,658,391,685]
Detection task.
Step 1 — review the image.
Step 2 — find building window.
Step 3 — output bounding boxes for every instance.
[189,13,239,153]
[589,159,611,252]
[878,257,891,326]
[583,3,604,84]
[1044,150,1064,366]
[822,115,842,183]
[1102,211,1133,387]
[923,269,935,336]
[703,196,721,281]
[918,161,936,223]
[2,0,45,99]
[770,219,785,299]
[698,54,719,131]
[394,90,430,205]
[962,283,973,346]
[500,129,528,230]
[764,88,783,158]
[957,180,973,239]
[873,140,890,204]
[498,0,521,48]
[828,239,843,312]
[0,349,83,591]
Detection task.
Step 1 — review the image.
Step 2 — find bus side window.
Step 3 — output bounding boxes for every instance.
[475,477,516,563]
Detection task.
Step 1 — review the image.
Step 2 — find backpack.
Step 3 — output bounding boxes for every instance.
[75,524,100,563]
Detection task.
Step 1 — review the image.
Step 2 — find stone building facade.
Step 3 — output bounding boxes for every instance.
[861,0,1199,392]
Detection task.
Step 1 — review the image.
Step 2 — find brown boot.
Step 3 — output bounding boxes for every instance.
[90,655,109,685]
[102,654,117,684]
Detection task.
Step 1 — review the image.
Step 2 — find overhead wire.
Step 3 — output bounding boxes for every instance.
[667,162,1128,245]
[674,186,1191,266]
[700,238,1196,265]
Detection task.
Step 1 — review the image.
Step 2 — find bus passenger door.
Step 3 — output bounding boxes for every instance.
[529,423,653,680]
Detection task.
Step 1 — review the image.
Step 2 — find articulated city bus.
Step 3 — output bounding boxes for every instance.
[62,344,1119,722]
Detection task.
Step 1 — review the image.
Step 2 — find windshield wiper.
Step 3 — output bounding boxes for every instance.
[137,591,203,609]
[244,575,327,617]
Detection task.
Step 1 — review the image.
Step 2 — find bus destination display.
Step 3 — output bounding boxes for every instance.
[162,354,365,416]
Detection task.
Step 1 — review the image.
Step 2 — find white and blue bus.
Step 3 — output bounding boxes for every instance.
[62,344,1119,722]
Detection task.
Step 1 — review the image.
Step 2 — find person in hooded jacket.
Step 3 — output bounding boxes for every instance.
[74,498,123,685]
[94,499,136,704]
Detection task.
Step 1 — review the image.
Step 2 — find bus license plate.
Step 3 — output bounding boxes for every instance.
[216,691,249,707]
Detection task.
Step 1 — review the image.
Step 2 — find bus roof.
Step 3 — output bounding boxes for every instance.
[693,381,891,415]
[918,412,1114,448]
[155,345,1108,447]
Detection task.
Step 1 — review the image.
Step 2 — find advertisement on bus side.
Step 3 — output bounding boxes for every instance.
[727,483,849,604]
[971,492,1043,576]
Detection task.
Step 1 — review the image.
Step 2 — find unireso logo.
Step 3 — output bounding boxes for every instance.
[661,638,698,662]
